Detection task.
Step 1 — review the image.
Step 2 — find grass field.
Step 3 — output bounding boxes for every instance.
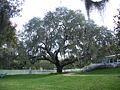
[0,68,120,90]
[77,67,120,75]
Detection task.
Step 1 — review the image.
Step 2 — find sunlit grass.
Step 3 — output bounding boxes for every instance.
[0,72,120,90]
[77,67,120,75]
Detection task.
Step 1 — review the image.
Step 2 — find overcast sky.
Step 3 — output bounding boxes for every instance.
[11,0,120,31]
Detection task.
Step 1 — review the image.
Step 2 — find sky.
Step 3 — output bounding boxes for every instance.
[11,0,120,31]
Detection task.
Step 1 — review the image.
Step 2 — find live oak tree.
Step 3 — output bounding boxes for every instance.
[75,20,115,65]
[23,7,86,73]
[82,0,119,62]
[22,7,114,72]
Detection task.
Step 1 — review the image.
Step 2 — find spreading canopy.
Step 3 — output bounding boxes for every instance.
[21,7,114,72]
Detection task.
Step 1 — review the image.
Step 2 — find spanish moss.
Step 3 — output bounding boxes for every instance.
[83,0,109,18]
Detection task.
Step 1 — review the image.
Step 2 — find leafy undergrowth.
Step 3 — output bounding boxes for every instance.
[0,73,120,90]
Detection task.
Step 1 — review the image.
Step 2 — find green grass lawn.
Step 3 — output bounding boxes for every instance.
[0,68,120,90]
[77,67,120,75]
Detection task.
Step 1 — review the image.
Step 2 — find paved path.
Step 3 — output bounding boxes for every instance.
[63,73,120,76]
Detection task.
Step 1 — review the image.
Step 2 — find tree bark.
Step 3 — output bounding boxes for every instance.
[56,65,63,73]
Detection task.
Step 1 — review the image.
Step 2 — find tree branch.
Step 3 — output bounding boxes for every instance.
[37,55,56,64]
[54,48,60,60]
[38,44,55,59]
[61,58,77,67]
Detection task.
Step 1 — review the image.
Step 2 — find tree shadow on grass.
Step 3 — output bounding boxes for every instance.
[0,72,70,80]
[0,73,59,80]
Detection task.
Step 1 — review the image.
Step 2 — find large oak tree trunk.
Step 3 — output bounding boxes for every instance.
[56,65,63,73]
[55,57,63,73]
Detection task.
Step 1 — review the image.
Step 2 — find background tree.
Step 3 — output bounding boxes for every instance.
[0,0,24,69]
[113,8,120,55]
[16,41,30,69]
[0,0,24,46]
[114,8,120,45]
[75,20,115,66]
[0,46,16,69]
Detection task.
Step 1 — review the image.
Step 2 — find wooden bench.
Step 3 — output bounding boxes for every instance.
[0,73,7,78]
